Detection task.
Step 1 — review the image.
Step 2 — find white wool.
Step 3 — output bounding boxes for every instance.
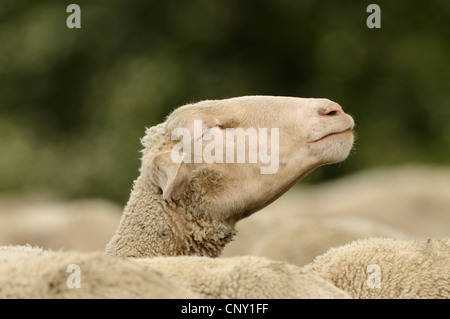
[303,237,450,299]
[128,255,352,299]
[0,245,200,299]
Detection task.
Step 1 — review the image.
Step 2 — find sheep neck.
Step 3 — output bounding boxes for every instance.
[104,175,235,258]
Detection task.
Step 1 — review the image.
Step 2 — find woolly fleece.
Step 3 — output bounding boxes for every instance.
[303,237,450,299]
[0,245,200,298]
[136,255,351,299]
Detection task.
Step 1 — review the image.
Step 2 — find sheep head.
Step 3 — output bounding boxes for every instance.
[106,96,354,257]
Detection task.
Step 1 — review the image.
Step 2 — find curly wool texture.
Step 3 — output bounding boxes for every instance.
[136,255,351,299]
[0,245,350,299]
[0,245,200,299]
[303,237,450,299]
[104,173,236,258]
[105,122,237,257]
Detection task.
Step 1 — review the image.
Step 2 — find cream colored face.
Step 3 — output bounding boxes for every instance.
[147,96,355,223]
[166,95,354,169]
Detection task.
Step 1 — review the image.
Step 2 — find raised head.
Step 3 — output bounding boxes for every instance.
[105,96,355,257]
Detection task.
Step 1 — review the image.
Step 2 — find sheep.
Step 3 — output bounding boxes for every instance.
[312,165,450,237]
[105,95,355,257]
[222,164,450,265]
[4,165,447,257]
[0,245,201,299]
[0,245,350,299]
[3,238,449,299]
[303,237,450,299]
[133,255,352,298]
[223,216,412,266]
[280,165,450,237]
[0,196,121,251]
[0,96,356,298]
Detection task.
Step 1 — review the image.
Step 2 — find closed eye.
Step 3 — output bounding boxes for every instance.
[202,125,223,139]
[206,124,226,132]
[197,123,229,140]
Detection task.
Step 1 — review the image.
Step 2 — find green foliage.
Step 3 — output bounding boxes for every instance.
[1,0,449,203]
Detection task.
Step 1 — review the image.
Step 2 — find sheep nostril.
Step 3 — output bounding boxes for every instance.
[319,105,343,116]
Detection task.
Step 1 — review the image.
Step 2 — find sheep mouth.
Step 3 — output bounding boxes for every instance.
[308,128,353,144]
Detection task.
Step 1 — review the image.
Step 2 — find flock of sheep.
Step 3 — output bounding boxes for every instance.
[0,96,448,299]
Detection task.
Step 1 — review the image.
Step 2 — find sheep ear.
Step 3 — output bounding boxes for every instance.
[146,151,191,200]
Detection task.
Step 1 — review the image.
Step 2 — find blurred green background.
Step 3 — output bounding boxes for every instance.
[1,0,449,204]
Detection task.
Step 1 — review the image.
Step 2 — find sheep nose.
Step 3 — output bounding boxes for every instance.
[318,104,343,116]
